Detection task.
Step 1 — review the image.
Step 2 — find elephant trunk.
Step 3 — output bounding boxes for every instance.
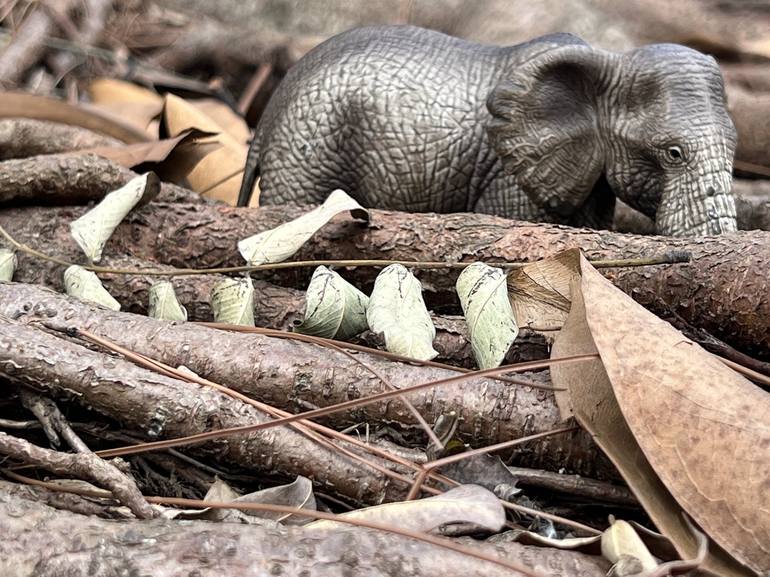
[655,169,737,236]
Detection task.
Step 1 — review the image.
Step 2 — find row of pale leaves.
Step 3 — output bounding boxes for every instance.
[0,175,517,370]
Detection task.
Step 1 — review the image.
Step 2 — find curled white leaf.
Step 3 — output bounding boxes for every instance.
[456,262,518,369]
[70,173,160,263]
[0,249,16,281]
[367,264,437,361]
[63,265,120,310]
[211,277,255,326]
[601,519,659,573]
[148,281,187,321]
[238,189,369,265]
[295,266,369,340]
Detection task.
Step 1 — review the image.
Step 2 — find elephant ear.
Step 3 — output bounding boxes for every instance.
[487,46,611,217]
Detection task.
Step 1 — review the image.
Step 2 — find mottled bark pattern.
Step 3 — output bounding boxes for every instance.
[0,481,610,577]
[1,202,766,357]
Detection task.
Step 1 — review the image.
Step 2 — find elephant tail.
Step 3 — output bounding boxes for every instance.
[237,134,260,207]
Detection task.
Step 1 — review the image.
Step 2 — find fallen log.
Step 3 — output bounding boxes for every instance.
[0,118,121,160]
[0,282,610,479]
[0,315,404,506]
[1,201,765,358]
[0,154,204,206]
[0,481,610,577]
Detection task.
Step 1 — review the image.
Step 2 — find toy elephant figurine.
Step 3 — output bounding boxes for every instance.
[237,25,737,236]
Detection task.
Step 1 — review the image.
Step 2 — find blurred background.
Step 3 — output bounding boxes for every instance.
[0,0,768,224]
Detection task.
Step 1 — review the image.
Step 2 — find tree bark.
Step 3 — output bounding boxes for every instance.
[0,481,609,577]
[0,315,404,506]
[0,119,121,160]
[0,282,610,479]
[0,154,204,206]
[2,201,765,357]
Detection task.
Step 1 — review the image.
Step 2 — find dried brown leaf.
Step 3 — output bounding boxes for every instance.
[161,94,253,205]
[0,92,148,143]
[546,252,769,576]
[507,250,579,334]
[79,129,218,172]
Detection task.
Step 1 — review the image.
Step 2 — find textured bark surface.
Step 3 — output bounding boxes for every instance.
[0,154,204,206]
[2,202,762,356]
[0,316,402,506]
[0,118,121,160]
[0,282,607,478]
[0,481,610,577]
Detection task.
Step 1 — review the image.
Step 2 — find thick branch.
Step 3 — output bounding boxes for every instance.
[0,316,403,506]
[0,119,120,160]
[0,481,609,577]
[0,154,204,206]
[0,282,610,478]
[2,202,763,357]
[1,232,549,368]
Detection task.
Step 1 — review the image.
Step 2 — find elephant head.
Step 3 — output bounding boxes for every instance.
[486,42,737,236]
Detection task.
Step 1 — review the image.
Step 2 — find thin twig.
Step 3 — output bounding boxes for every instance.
[202,324,564,392]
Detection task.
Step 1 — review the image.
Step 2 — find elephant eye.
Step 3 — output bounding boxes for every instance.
[666,145,685,163]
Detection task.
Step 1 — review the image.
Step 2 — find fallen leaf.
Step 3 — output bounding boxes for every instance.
[0,249,15,281]
[162,93,251,205]
[192,98,251,145]
[601,519,658,574]
[78,129,217,171]
[210,277,255,326]
[238,189,368,265]
[295,266,369,339]
[86,102,163,138]
[166,476,316,525]
[367,264,437,361]
[306,484,504,535]
[63,266,120,311]
[0,92,148,143]
[544,250,768,576]
[507,250,578,334]
[148,281,187,321]
[70,173,160,263]
[456,262,518,369]
[88,78,163,105]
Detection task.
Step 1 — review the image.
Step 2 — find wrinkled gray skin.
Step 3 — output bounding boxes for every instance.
[238,25,737,236]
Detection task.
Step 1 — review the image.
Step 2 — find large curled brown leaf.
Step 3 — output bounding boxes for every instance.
[522,250,769,576]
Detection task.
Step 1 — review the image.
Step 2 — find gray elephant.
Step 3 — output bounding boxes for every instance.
[237,25,737,236]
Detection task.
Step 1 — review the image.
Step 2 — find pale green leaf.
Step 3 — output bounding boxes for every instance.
[63,265,120,310]
[295,266,369,339]
[210,277,254,326]
[366,264,437,360]
[69,173,160,263]
[148,281,187,321]
[238,189,369,265]
[0,249,16,281]
[456,262,518,369]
